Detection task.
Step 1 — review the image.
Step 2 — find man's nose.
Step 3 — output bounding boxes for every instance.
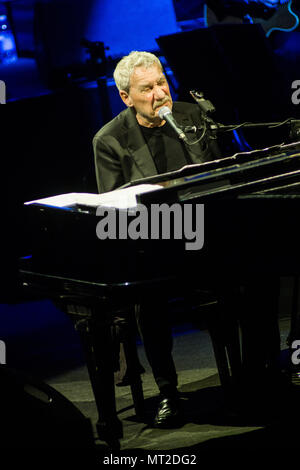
[153,85,165,100]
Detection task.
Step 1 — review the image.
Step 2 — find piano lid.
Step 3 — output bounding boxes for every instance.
[133,141,300,205]
[120,140,300,189]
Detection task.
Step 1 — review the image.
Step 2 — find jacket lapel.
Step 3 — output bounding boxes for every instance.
[124,108,158,178]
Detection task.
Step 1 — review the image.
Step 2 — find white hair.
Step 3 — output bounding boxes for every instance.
[113,51,163,92]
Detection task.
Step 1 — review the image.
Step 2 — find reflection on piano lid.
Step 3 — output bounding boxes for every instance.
[132,140,300,205]
[121,140,300,189]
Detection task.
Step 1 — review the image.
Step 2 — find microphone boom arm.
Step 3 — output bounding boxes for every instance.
[189,90,300,142]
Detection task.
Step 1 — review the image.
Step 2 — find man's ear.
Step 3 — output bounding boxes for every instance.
[119,90,133,107]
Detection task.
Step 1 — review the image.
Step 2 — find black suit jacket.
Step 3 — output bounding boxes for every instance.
[93,101,220,193]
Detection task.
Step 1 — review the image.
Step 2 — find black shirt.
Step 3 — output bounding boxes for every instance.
[140,123,192,174]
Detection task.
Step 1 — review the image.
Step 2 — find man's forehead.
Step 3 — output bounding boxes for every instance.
[131,65,164,85]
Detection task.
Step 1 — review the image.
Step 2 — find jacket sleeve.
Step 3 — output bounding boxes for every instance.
[93,133,125,194]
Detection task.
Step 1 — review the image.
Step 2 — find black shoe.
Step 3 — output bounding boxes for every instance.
[153,397,182,428]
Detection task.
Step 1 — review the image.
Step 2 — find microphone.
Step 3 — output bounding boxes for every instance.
[158,106,187,142]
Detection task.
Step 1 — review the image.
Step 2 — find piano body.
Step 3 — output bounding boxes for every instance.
[19,140,300,446]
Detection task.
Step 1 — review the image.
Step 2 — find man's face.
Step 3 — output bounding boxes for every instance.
[120,64,173,127]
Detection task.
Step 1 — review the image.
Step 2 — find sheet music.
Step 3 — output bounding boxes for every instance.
[24,184,162,209]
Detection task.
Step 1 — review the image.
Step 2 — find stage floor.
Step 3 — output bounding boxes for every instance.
[1,289,300,461]
[44,314,300,455]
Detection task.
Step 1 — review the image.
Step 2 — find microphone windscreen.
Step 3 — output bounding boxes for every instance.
[158,106,171,120]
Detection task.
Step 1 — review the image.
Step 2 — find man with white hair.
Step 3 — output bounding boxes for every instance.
[93,51,219,428]
[93,50,219,193]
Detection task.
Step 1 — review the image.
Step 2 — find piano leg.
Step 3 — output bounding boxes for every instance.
[206,307,242,391]
[75,315,123,449]
[57,295,146,447]
[113,310,145,420]
[120,338,145,420]
[204,283,243,391]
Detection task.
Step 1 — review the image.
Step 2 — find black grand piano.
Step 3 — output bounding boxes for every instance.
[19,139,300,447]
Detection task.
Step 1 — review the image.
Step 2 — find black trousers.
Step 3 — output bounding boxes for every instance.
[135,301,178,392]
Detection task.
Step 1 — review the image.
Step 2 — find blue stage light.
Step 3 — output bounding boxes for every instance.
[0,14,17,64]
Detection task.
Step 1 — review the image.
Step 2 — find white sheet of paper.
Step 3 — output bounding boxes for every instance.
[24,184,162,209]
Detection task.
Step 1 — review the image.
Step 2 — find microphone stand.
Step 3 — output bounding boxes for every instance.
[209,120,300,136]
[189,90,300,143]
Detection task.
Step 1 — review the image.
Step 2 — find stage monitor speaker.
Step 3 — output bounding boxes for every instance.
[0,365,95,450]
